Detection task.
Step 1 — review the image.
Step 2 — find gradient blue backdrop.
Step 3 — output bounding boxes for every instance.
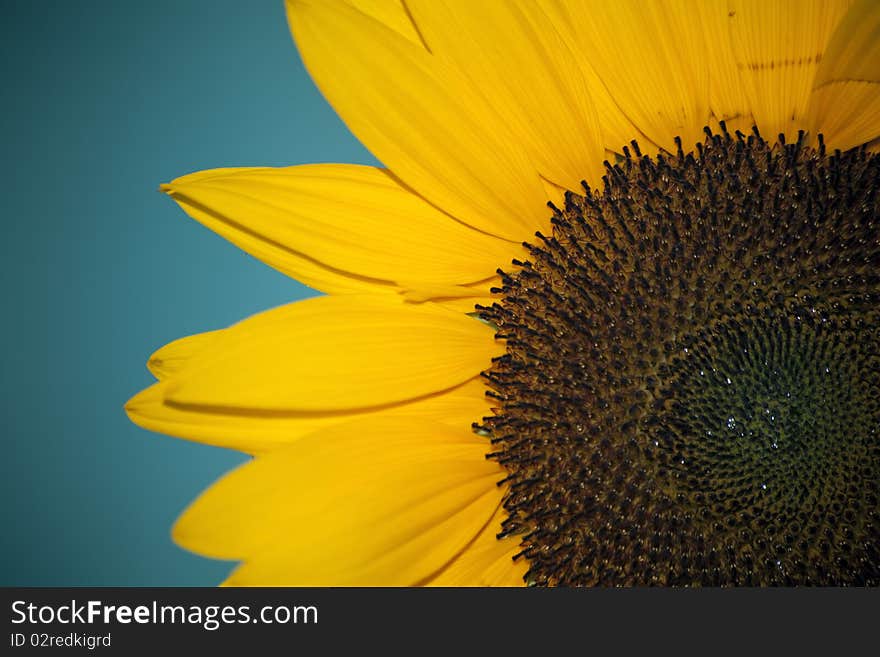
[1,0,376,585]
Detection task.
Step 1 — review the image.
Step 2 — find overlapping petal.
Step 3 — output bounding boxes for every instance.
[344,0,424,45]
[163,164,519,296]
[725,0,853,144]
[807,0,880,150]
[423,505,528,587]
[162,295,502,411]
[405,0,605,192]
[694,1,754,134]
[146,330,222,380]
[126,374,494,454]
[543,0,710,153]
[175,417,505,586]
[535,0,658,155]
[287,0,550,241]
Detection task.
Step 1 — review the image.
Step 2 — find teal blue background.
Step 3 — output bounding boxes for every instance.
[1,1,376,585]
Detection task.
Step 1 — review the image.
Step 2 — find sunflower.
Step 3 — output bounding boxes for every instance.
[126,0,880,586]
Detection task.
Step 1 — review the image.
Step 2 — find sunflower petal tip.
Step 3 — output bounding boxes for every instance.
[170,514,199,551]
[124,385,147,413]
[146,356,165,377]
[123,397,145,426]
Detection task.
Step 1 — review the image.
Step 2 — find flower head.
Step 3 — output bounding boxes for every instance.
[127,0,880,586]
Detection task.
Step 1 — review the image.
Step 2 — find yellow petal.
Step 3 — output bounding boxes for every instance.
[164,295,502,411]
[175,417,504,585]
[163,165,518,293]
[146,330,221,380]
[125,376,494,454]
[424,503,527,587]
[536,0,659,155]
[405,0,605,192]
[807,0,880,150]
[695,1,754,131]
[430,295,496,314]
[546,0,709,153]
[344,0,422,45]
[287,0,548,241]
[415,275,505,313]
[726,0,852,144]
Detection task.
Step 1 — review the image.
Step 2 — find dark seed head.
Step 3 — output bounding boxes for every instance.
[479,128,880,586]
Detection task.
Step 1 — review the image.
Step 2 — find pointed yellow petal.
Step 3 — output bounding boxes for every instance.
[726,0,853,143]
[405,0,605,192]
[164,165,517,292]
[424,503,527,587]
[162,173,377,296]
[547,0,709,152]
[175,417,504,585]
[808,0,880,150]
[125,376,494,454]
[287,0,548,241]
[164,295,501,412]
[146,331,221,380]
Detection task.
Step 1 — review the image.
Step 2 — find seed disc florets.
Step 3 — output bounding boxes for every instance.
[478,127,880,586]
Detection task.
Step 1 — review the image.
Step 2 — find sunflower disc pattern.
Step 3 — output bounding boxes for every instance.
[481,129,880,586]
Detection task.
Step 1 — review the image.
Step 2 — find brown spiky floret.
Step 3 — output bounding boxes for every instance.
[478,126,880,586]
